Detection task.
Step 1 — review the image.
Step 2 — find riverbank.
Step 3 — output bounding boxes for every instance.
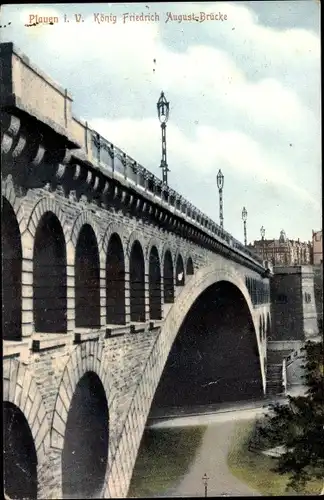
[129,410,263,498]
[147,397,286,425]
[227,418,323,496]
[128,425,207,498]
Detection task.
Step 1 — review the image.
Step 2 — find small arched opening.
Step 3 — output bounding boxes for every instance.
[186,256,194,276]
[130,241,145,322]
[163,250,174,304]
[106,233,125,325]
[149,246,162,320]
[62,372,109,499]
[175,253,185,286]
[75,224,100,328]
[2,198,22,340]
[34,212,67,333]
[4,402,38,500]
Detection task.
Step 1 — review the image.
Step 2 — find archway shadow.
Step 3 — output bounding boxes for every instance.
[62,371,109,499]
[151,280,263,411]
[4,402,38,500]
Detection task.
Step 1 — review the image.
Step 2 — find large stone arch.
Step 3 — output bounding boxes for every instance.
[51,342,116,498]
[1,175,27,233]
[158,263,264,388]
[109,262,265,498]
[51,343,110,449]
[3,358,51,499]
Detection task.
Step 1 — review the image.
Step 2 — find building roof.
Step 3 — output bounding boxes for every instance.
[313,229,322,237]
[253,239,311,247]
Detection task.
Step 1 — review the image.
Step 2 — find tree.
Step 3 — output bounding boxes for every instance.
[259,340,324,492]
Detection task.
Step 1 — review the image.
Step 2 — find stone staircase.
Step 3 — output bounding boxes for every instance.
[267,350,293,364]
[266,347,302,396]
[266,363,284,395]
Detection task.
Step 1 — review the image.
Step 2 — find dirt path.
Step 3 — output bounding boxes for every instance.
[152,410,263,497]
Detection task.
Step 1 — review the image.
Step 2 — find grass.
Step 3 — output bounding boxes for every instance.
[227,418,323,496]
[128,425,207,498]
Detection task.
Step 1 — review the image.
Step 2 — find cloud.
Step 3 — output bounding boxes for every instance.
[89,117,320,209]
[12,6,318,154]
[190,1,320,64]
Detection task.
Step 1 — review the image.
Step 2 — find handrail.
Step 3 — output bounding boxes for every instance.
[90,129,265,268]
[282,358,287,394]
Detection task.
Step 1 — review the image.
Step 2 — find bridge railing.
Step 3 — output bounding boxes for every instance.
[90,130,264,267]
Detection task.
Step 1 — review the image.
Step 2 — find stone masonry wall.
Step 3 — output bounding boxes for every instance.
[2,176,269,499]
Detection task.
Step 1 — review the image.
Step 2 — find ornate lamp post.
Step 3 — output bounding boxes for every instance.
[202,473,209,498]
[157,91,170,185]
[260,226,265,260]
[216,169,224,229]
[242,206,248,246]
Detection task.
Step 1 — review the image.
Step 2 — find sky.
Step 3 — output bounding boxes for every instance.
[0,1,321,244]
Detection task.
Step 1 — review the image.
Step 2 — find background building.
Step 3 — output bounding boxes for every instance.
[311,230,323,333]
[312,230,322,265]
[268,265,320,390]
[270,265,319,343]
[248,230,312,266]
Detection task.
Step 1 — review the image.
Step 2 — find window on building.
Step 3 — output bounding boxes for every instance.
[304,292,312,304]
[276,294,288,304]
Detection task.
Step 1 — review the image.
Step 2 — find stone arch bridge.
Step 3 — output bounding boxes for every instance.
[2,42,271,499]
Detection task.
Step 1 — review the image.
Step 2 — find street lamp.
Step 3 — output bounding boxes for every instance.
[260,226,266,261]
[157,91,170,185]
[216,169,224,229]
[242,206,248,246]
[202,473,209,498]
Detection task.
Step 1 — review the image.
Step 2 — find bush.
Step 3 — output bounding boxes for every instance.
[259,340,324,491]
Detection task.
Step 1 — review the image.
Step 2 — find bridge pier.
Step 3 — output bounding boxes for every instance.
[66,254,76,333]
[144,263,150,322]
[124,267,131,325]
[38,449,62,499]
[99,263,106,328]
